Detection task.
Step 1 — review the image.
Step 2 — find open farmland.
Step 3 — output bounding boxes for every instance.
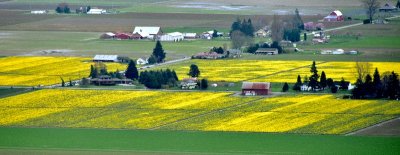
[162,94,400,134]
[252,61,400,83]
[0,90,399,135]
[152,59,400,83]
[0,31,230,59]
[0,56,126,86]
[0,89,255,129]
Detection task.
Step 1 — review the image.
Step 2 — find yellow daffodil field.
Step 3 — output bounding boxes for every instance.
[0,57,127,86]
[1,89,398,134]
[153,59,400,83]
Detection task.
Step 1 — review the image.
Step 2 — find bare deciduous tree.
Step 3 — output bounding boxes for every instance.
[271,14,284,42]
[355,62,372,82]
[361,0,381,23]
[230,30,247,49]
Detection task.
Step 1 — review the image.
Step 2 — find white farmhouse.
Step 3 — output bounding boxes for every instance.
[31,10,47,14]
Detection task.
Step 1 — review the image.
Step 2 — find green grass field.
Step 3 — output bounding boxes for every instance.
[0,31,230,60]
[0,127,399,155]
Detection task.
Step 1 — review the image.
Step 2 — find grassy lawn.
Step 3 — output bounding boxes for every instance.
[0,127,399,155]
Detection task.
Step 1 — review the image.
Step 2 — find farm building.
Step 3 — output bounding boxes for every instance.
[379,3,397,12]
[90,75,132,85]
[87,8,106,14]
[159,32,184,42]
[93,55,118,62]
[100,32,115,39]
[192,52,224,59]
[133,26,162,39]
[183,33,198,39]
[131,32,143,40]
[136,58,148,65]
[255,48,278,55]
[180,78,198,89]
[242,82,271,96]
[254,29,268,37]
[31,10,47,14]
[324,10,344,22]
[115,33,132,40]
[226,49,242,58]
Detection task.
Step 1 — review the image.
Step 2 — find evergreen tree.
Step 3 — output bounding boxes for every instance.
[282,82,289,92]
[340,77,348,90]
[294,8,304,30]
[384,72,400,99]
[373,68,382,97]
[212,29,219,38]
[304,33,307,41]
[320,71,327,89]
[397,0,400,8]
[230,17,241,35]
[89,65,96,78]
[56,6,62,13]
[200,79,209,89]
[148,55,157,64]
[152,41,166,63]
[271,41,283,54]
[188,64,200,78]
[172,70,179,81]
[327,78,334,88]
[125,60,139,80]
[69,78,73,86]
[365,74,374,96]
[86,6,91,12]
[61,77,65,87]
[115,69,123,79]
[308,61,319,91]
[293,75,302,91]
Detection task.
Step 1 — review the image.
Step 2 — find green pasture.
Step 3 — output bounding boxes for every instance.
[10,0,166,6]
[0,127,399,155]
[0,31,230,60]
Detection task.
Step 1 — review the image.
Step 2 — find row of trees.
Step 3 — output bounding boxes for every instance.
[352,69,400,99]
[139,69,179,89]
[55,3,71,14]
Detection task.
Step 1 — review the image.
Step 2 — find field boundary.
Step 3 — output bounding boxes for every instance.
[346,117,400,136]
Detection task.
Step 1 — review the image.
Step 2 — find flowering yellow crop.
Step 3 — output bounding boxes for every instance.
[152,59,312,82]
[0,89,253,129]
[252,62,400,83]
[0,56,126,86]
[163,94,400,134]
[153,60,399,83]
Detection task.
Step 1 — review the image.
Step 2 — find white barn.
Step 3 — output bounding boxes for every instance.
[87,9,106,14]
[159,32,184,42]
[133,26,162,39]
[93,55,118,62]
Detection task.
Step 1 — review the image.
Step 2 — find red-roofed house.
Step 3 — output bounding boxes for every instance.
[324,10,344,22]
[115,33,132,40]
[241,82,271,96]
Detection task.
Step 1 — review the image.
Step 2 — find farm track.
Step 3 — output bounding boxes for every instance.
[148,97,268,130]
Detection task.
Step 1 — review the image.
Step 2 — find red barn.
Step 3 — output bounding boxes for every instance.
[324,10,344,22]
[115,33,132,40]
[241,82,271,96]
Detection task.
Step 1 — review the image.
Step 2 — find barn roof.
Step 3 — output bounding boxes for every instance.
[332,10,343,16]
[93,55,118,61]
[133,26,161,37]
[242,82,270,90]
